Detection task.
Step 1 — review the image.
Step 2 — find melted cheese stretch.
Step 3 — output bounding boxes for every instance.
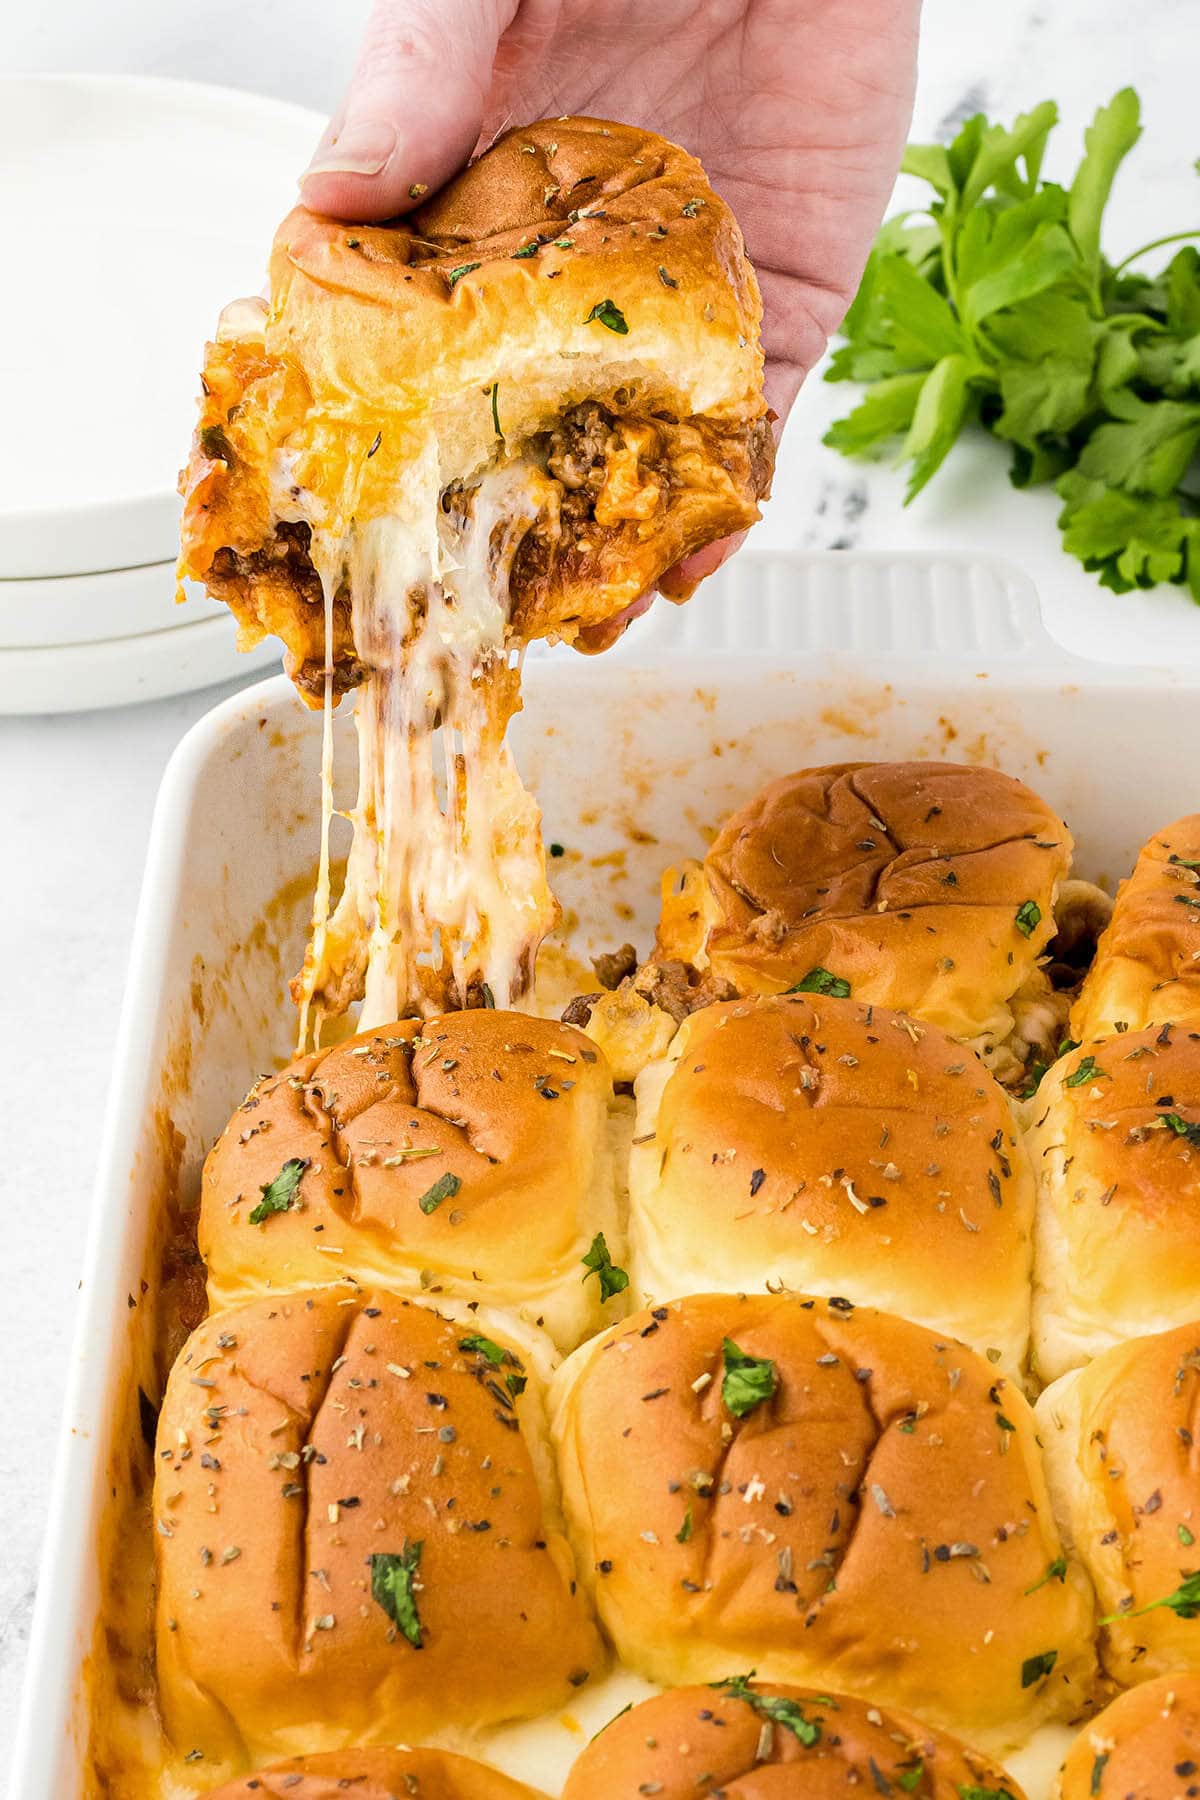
[293,456,562,1044]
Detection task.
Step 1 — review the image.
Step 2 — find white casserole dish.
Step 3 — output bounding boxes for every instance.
[13,550,1200,1797]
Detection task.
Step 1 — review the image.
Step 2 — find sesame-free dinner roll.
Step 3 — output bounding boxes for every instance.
[204,1748,546,1798]
[1072,815,1200,1042]
[655,761,1072,1063]
[155,1289,603,1766]
[200,1013,620,1350]
[551,1292,1095,1751]
[1029,1023,1200,1381]
[1055,1673,1200,1800]
[630,994,1033,1372]
[1037,1322,1200,1688]
[561,1680,1026,1800]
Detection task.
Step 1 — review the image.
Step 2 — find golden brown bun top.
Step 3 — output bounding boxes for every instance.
[154,1287,602,1758]
[1057,1673,1200,1800]
[1030,1019,1200,1211]
[663,761,1070,1041]
[199,1012,611,1324]
[274,117,764,433]
[555,1292,1094,1736]
[1071,813,1200,1040]
[562,1681,1025,1800]
[1044,1322,1200,1638]
[203,1747,546,1798]
[641,995,1030,1363]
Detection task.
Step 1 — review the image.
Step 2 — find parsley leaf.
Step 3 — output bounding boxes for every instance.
[417,1172,461,1215]
[788,967,852,998]
[825,87,1200,605]
[1064,1054,1106,1088]
[1160,1112,1200,1146]
[1020,1648,1058,1687]
[1024,1556,1067,1595]
[710,1672,825,1746]
[1102,1571,1200,1624]
[369,1542,424,1646]
[581,1231,629,1302]
[248,1157,307,1225]
[584,298,629,335]
[1015,900,1042,937]
[721,1339,778,1418]
[458,1334,507,1366]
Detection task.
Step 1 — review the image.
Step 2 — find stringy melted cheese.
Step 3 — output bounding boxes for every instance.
[292,455,563,1047]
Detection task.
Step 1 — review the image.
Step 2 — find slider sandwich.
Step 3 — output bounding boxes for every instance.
[154,1290,602,1770]
[649,760,1075,1084]
[551,1291,1095,1751]
[179,118,773,1041]
[563,1681,1025,1799]
[1072,813,1200,1040]
[1054,1673,1200,1800]
[200,1011,622,1351]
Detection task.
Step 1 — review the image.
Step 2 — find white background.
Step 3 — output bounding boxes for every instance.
[3,0,1200,1776]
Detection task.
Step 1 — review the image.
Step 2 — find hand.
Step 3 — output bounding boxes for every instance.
[301,0,920,623]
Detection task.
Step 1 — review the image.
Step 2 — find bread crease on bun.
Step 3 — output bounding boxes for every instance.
[655,761,1073,1084]
[1071,814,1200,1041]
[1029,1021,1200,1381]
[629,994,1033,1373]
[551,1291,1095,1751]
[1054,1673,1200,1800]
[202,1747,547,1798]
[561,1680,1026,1800]
[1037,1322,1200,1689]
[178,118,773,1037]
[154,1289,603,1769]
[200,1013,621,1350]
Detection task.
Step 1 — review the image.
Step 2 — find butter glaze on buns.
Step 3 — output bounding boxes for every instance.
[200,1013,619,1350]
[551,1292,1095,1750]
[561,1680,1025,1800]
[178,116,772,697]
[656,761,1071,1056]
[630,994,1033,1372]
[1055,1673,1200,1800]
[1029,1022,1200,1381]
[1037,1322,1200,1687]
[155,1289,603,1765]
[203,1748,546,1798]
[1072,815,1200,1041]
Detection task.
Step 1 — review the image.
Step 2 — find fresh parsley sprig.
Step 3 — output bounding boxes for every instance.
[825,90,1200,601]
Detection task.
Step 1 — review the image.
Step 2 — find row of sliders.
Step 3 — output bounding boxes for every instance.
[159,1286,1200,1783]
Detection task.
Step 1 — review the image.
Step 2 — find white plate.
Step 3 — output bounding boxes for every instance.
[0,75,324,580]
[14,552,1197,1795]
[0,609,281,714]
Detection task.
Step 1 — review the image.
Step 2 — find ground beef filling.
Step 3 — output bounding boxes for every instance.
[205,403,772,698]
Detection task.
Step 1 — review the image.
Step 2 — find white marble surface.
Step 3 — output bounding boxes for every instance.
[4,0,1200,1778]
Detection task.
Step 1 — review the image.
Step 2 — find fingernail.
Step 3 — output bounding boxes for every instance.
[304,120,398,178]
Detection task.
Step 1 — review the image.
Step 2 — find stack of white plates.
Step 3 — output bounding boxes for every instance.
[0,74,325,712]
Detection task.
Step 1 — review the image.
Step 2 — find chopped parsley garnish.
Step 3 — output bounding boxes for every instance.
[1159,1112,1200,1146]
[1015,900,1042,937]
[959,1789,1018,1800]
[581,1231,629,1302]
[584,298,629,335]
[506,1371,527,1398]
[1170,854,1200,870]
[1091,1752,1110,1795]
[369,1542,423,1646]
[511,240,541,259]
[676,1503,693,1544]
[788,967,852,998]
[1024,1557,1067,1595]
[896,1765,923,1793]
[1020,1648,1058,1687]
[549,842,566,857]
[1102,1570,1200,1623]
[490,382,502,438]
[1020,1059,1049,1099]
[1181,1524,1196,1547]
[1059,1037,1081,1057]
[248,1157,307,1225]
[446,261,480,289]
[721,1339,778,1418]
[710,1672,824,1746]
[417,1172,461,1215]
[1064,1054,1105,1088]
[458,1334,506,1366]
[199,423,234,464]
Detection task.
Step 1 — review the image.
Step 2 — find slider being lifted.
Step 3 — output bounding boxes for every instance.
[178,117,772,1042]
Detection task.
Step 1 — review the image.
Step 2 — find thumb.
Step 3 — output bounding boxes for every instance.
[301,0,515,222]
